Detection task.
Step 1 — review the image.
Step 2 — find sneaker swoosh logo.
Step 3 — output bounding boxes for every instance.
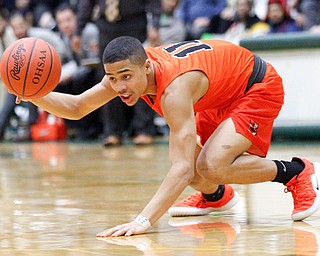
[315,175,319,190]
[280,161,286,172]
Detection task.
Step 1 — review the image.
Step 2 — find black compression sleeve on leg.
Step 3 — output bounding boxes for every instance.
[202,185,225,202]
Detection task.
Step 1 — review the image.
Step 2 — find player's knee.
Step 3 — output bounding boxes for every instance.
[196,156,227,184]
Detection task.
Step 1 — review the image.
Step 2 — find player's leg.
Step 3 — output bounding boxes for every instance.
[196,118,277,185]
[170,62,320,219]
[170,117,320,220]
[198,120,320,221]
[188,141,216,191]
[168,117,250,216]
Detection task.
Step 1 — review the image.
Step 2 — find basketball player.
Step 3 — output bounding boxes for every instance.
[21,36,320,237]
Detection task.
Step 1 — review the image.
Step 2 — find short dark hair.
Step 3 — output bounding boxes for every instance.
[102,36,147,65]
[0,8,9,21]
[54,3,74,18]
[9,11,26,23]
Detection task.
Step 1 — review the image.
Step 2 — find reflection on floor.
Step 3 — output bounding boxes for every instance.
[0,141,320,255]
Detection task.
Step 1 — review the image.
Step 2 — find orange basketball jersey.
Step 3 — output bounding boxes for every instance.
[142,40,255,115]
[142,40,284,156]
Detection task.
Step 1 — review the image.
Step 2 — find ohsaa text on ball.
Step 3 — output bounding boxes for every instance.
[32,50,47,84]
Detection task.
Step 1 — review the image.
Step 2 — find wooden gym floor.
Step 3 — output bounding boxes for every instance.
[1,139,320,255]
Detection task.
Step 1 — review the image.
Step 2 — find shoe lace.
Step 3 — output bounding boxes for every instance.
[285,179,315,208]
[177,192,207,207]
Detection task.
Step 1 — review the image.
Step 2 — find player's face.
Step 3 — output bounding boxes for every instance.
[105,59,149,106]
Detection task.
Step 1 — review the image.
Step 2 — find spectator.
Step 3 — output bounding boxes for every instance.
[7,0,34,25]
[266,0,302,33]
[0,9,18,140]
[177,0,227,40]
[32,0,68,30]
[54,3,102,140]
[205,0,269,44]
[10,12,67,54]
[0,1,14,12]
[144,0,185,137]
[73,0,162,146]
[0,9,16,81]
[157,0,186,44]
[0,9,16,55]
[289,0,320,30]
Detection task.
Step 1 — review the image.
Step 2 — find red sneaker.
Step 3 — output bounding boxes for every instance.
[168,184,239,217]
[285,158,320,221]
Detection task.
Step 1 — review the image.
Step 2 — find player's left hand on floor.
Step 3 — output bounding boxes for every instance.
[96,221,147,237]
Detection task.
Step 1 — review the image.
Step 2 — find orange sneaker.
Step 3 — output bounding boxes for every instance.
[168,184,239,217]
[285,158,320,221]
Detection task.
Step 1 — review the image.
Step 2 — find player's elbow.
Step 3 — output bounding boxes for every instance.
[71,97,92,120]
[73,107,87,120]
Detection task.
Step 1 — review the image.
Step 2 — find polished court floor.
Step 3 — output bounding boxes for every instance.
[1,139,320,255]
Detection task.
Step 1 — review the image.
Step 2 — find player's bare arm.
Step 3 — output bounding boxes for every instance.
[29,75,117,120]
[96,71,209,237]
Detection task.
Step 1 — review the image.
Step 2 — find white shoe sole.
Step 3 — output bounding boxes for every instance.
[292,162,320,221]
[168,191,240,217]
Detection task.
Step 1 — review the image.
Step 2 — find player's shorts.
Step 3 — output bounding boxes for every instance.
[196,63,284,157]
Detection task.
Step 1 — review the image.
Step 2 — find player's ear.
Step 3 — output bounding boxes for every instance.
[145,59,152,73]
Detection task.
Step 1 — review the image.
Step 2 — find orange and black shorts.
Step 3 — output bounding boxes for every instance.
[196,62,284,158]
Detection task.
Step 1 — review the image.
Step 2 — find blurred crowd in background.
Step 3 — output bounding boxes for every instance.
[0,0,319,145]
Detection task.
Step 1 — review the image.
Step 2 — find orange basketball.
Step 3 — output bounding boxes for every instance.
[0,37,61,99]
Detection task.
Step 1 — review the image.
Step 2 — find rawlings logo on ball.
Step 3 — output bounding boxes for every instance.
[10,43,27,81]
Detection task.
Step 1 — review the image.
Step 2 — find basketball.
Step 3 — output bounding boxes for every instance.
[0,37,61,99]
